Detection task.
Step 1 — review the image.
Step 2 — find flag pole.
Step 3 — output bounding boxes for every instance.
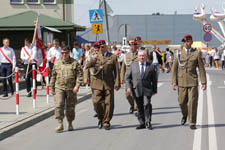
[26,14,39,78]
[103,0,110,45]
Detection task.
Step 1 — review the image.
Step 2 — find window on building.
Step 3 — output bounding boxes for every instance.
[10,0,24,4]
[43,0,56,4]
[27,0,40,4]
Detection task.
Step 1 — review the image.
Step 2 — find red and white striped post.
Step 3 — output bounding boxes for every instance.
[15,67,19,115]
[46,62,49,104]
[32,65,36,108]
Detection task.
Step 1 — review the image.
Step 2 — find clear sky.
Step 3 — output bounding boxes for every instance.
[75,0,224,27]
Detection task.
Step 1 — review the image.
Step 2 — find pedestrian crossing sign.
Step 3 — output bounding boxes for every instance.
[89,9,103,24]
[92,23,103,34]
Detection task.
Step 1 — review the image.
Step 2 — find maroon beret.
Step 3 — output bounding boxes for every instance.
[134,36,142,41]
[182,35,193,42]
[98,40,106,46]
[93,42,99,48]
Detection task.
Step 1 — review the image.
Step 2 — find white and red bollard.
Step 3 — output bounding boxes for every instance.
[32,65,36,108]
[15,67,19,115]
[46,62,49,104]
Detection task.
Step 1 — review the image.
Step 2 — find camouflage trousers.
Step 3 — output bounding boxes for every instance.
[54,88,77,121]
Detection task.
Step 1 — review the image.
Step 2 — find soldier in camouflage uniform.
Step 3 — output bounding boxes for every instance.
[50,46,81,132]
[120,40,138,114]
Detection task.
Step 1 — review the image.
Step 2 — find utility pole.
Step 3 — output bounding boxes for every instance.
[125,24,127,37]
[103,0,110,45]
[62,0,65,21]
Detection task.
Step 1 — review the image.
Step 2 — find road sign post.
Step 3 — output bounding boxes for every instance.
[203,23,212,44]
[89,9,104,36]
[203,32,212,42]
[203,23,212,33]
[89,9,103,24]
[92,23,103,34]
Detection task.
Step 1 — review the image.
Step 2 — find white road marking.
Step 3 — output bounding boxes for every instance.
[207,74,218,150]
[217,86,225,89]
[193,86,204,150]
[157,83,163,87]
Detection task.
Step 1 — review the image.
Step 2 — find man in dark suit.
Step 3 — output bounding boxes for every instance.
[125,50,157,130]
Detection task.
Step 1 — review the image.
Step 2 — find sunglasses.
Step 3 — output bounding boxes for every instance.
[61,51,69,55]
[100,45,105,48]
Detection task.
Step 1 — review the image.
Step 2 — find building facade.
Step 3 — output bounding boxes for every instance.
[78,14,221,47]
[0,0,74,23]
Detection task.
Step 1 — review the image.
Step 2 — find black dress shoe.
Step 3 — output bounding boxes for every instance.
[93,113,98,118]
[3,94,8,97]
[104,126,110,130]
[181,117,187,125]
[134,112,139,117]
[136,124,146,130]
[98,121,103,129]
[129,107,134,114]
[146,123,153,130]
[27,93,32,97]
[190,125,197,130]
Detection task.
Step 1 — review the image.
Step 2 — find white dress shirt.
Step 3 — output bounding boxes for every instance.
[152,51,158,64]
[139,61,146,73]
[47,46,62,63]
[184,47,191,54]
[0,46,16,68]
[20,45,38,64]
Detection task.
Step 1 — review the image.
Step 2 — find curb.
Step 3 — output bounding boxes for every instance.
[0,93,92,141]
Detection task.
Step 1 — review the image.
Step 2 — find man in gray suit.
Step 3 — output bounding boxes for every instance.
[126,50,157,130]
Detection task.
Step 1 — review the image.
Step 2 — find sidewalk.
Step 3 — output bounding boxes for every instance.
[0,86,92,141]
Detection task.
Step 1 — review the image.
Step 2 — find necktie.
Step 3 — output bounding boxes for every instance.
[141,63,144,77]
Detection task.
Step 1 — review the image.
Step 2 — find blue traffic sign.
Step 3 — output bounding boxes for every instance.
[203,32,212,42]
[89,9,103,24]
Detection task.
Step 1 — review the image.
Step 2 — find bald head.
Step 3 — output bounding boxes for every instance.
[138,50,147,63]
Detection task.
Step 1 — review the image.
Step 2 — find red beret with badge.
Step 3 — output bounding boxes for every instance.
[134,36,142,41]
[181,35,193,42]
[98,40,106,46]
[93,41,100,48]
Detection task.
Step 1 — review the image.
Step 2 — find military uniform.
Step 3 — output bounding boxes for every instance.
[83,43,100,116]
[172,45,207,127]
[120,51,138,112]
[50,57,80,131]
[85,51,120,128]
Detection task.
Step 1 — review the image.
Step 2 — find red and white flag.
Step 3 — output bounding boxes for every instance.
[34,18,47,74]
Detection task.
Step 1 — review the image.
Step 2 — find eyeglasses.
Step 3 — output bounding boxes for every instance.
[61,51,69,55]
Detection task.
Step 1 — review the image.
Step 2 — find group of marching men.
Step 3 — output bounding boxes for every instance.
[0,34,206,132]
[48,35,159,132]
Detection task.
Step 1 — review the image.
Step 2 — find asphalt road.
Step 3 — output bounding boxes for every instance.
[0,69,225,150]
